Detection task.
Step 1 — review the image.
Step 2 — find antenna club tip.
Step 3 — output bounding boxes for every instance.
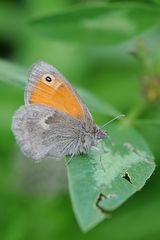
[119,114,125,118]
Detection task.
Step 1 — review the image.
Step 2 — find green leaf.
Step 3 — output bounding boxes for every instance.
[154,0,160,4]
[0,59,27,87]
[78,88,120,117]
[0,59,119,117]
[67,124,155,231]
[135,119,160,126]
[30,3,160,46]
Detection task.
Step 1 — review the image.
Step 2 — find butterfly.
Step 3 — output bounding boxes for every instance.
[12,61,107,160]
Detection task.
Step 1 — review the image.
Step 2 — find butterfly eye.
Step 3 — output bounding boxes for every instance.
[42,74,55,85]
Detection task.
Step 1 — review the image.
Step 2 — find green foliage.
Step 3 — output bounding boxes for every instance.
[30,3,160,45]
[0,59,27,87]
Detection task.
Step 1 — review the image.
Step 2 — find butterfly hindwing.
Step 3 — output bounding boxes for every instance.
[12,105,80,160]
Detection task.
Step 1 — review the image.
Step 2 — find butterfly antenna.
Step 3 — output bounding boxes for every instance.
[101,114,125,129]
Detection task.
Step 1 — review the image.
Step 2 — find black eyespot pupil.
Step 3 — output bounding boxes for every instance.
[45,76,52,82]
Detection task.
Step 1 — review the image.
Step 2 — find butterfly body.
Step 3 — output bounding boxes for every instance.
[12,61,106,160]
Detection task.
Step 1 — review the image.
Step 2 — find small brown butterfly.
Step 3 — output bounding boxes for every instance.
[12,61,107,160]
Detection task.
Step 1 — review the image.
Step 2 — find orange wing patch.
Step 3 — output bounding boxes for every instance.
[29,74,84,120]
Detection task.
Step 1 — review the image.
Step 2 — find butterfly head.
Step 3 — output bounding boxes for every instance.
[94,126,107,140]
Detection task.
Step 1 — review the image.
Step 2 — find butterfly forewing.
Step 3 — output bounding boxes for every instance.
[26,62,85,120]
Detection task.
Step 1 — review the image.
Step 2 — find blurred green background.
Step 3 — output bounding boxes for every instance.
[0,0,160,239]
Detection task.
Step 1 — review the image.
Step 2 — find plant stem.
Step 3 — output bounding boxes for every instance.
[122,100,147,127]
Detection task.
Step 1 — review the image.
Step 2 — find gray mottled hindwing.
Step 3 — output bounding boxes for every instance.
[12,105,81,160]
